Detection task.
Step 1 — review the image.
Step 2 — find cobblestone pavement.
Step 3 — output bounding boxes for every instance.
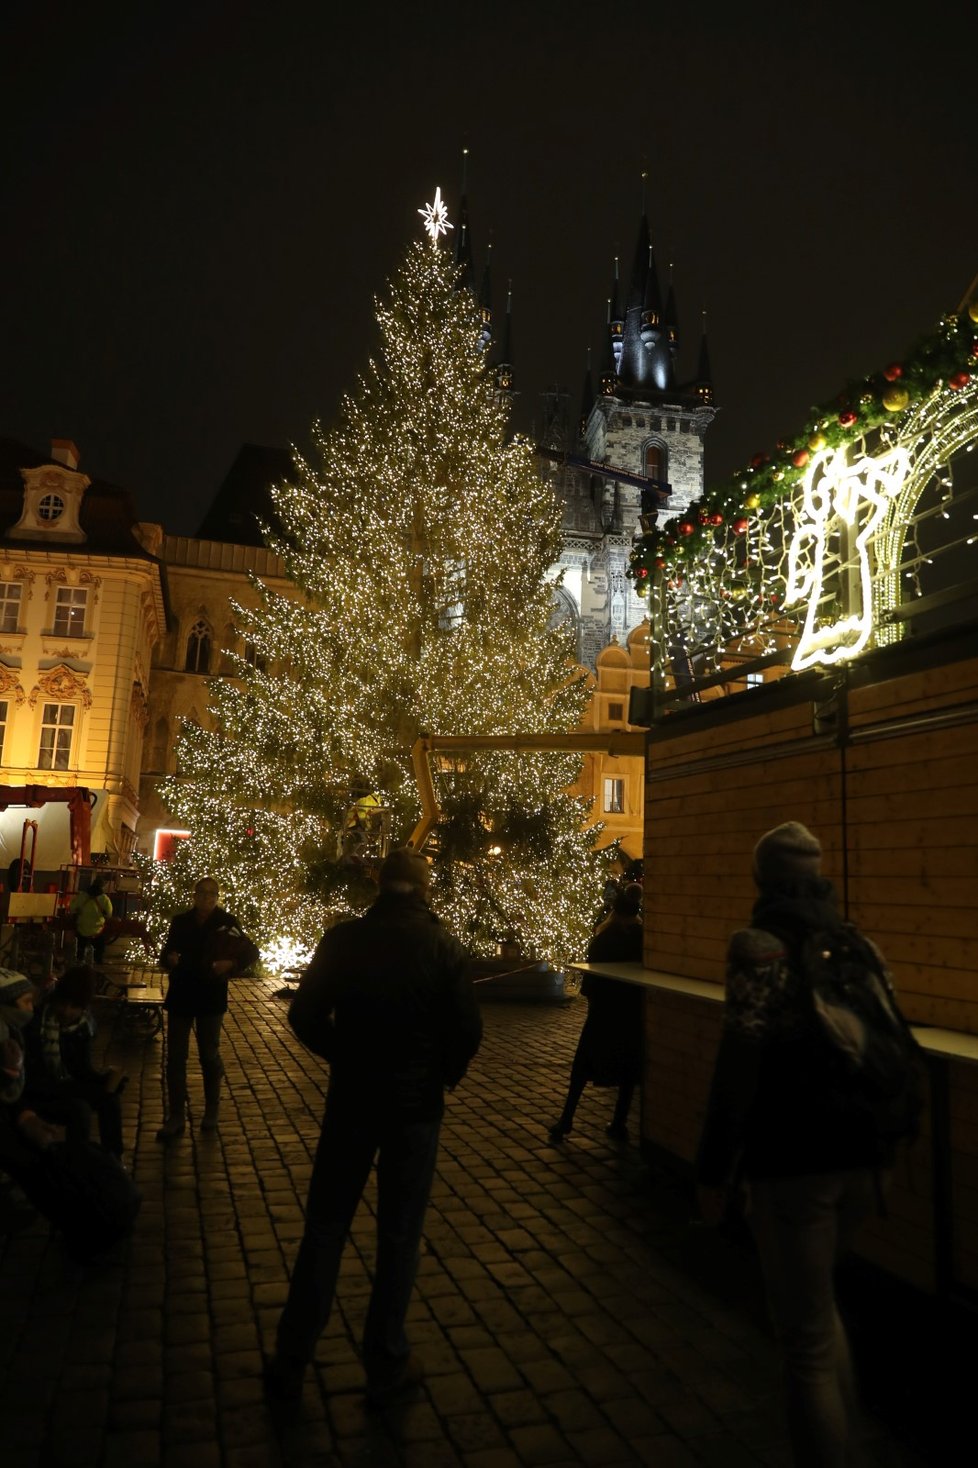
[0,984,939,1467]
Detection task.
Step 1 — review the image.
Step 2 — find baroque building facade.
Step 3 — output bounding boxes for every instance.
[0,438,166,876]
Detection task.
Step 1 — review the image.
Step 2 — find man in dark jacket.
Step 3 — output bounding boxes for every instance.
[156,877,258,1140]
[696,822,906,1468]
[265,848,482,1407]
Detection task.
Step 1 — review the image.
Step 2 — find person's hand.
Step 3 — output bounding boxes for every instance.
[211,959,233,976]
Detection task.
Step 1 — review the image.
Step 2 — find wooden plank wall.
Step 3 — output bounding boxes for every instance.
[639,651,978,1297]
[846,659,978,1034]
[644,701,844,983]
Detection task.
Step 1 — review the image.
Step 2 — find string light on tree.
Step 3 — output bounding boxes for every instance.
[142,231,602,966]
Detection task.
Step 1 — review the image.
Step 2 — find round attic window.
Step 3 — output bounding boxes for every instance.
[37,493,65,522]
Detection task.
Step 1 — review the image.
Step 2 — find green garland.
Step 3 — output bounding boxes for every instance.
[627,304,978,588]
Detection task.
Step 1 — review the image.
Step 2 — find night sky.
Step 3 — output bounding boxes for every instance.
[4,1,976,536]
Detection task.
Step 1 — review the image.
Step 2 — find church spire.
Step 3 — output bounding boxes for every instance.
[454,149,475,291]
[609,256,624,372]
[579,347,594,443]
[693,309,714,406]
[478,240,493,351]
[600,298,617,397]
[494,280,514,401]
[663,263,679,359]
[617,189,673,398]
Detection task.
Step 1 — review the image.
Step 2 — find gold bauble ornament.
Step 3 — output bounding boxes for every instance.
[882,387,910,413]
[969,300,978,325]
[808,433,827,452]
[745,492,761,510]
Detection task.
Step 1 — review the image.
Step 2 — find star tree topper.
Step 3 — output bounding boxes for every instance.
[418,186,453,247]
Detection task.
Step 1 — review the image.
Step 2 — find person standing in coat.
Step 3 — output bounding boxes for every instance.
[156,877,258,1141]
[264,848,482,1407]
[696,822,906,1468]
[70,877,112,965]
[549,883,644,1143]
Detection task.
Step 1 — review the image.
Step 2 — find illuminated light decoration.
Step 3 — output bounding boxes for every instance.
[418,186,453,246]
[139,236,603,967]
[783,444,910,670]
[153,828,190,862]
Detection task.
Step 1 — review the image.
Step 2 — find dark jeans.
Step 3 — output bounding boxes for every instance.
[76,933,107,965]
[276,1096,441,1384]
[164,1011,225,1115]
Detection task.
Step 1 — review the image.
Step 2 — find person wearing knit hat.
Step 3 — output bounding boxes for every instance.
[0,967,35,1012]
[752,821,823,889]
[696,823,914,1466]
[0,968,35,1108]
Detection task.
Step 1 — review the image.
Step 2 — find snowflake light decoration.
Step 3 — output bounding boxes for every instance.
[418,186,453,247]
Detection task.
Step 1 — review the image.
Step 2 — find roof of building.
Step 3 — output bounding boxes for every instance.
[195,443,294,546]
[0,436,162,562]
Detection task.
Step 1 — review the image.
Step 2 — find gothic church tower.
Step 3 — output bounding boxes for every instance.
[548,202,715,667]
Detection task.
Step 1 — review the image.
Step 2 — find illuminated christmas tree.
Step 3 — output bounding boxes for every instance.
[152,222,603,967]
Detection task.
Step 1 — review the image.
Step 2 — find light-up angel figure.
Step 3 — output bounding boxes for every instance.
[418,187,453,246]
[784,444,910,670]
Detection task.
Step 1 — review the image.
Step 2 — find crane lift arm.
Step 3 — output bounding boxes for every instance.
[407,732,646,852]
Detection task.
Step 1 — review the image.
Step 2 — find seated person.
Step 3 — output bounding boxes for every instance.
[23,966,126,1157]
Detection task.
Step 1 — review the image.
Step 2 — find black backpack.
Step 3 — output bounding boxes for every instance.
[797,924,925,1145]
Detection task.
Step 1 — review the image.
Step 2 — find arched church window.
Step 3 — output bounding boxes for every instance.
[185,619,212,674]
[244,641,267,674]
[644,442,666,484]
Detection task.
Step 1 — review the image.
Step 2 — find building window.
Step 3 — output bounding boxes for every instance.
[0,582,22,633]
[608,701,625,722]
[38,702,75,770]
[0,699,7,762]
[53,586,88,637]
[185,620,212,674]
[243,641,267,674]
[644,443,665,482]
[603,777,625,814]
[745,672,764,689]
[38,493,65,522]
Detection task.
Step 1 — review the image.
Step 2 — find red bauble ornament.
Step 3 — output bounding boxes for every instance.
[971,339,978,358]
[792,449,810,468]
[654,556,666,569]
[710,512,724,526]
[883,362,904,382]
[838,410,858,427]
[749,453,765,470]
[638,567,649,578]
[732,517,749,535]
[948,371,971,391]
[677,520,695,537]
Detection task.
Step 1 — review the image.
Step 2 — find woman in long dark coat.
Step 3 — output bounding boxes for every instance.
[549,885,643,1142]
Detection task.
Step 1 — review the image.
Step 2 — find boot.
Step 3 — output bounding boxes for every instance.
[201,1071,222,1132]
[156,1111,185,1142]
